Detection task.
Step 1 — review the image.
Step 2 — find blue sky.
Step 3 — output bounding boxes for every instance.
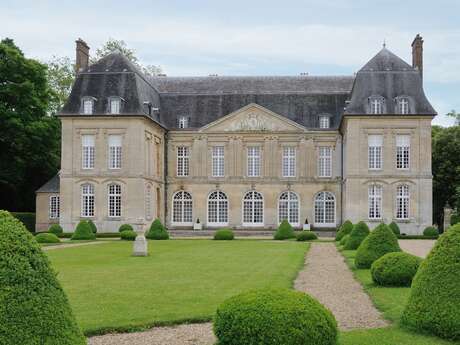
[1,0,459,125]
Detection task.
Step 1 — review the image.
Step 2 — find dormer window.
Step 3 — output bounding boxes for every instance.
[108,97,123,114]
[319,116,330,129]
[369,96,385,114]
[178,116,190,129]
[397,97,410,115]
[81,97,95,115]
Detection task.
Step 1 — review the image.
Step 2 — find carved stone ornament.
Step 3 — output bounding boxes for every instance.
[227,112,275,131]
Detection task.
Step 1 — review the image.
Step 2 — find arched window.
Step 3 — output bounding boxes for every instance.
[396,184,409,220]
[207,191,228,226]
[172,191,193,225]
[314,192,335,227]
[397,97,410,114]
[369,96,385,114]
[81,96,95,115]
[278,191,299,226]
[108,96,121,114]
[243,191,264,226]
[81,183,95,217]
[108,183,121,217]
[368,184,382,220]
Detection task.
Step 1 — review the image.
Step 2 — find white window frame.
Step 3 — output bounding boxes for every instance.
[207,191,229,226]
[212,146,225,177]
[314,191,336,227]
[81,135,95,170]
[177,146,190,177]
[242,191,264,227]
[108,135,122,170]
[172,191,193,225]
[108,183,121,218]
[282,146,296,177]
[319,116,330,129]
[396,184,410,220]
[109,97,121,114]
[397,98,409,114]
[49,195,60,219]
[81,183,95,217]
[318,146,332,178]
[368,184,383,220]
[278,191,300,227]
[368,135,383,170]
[82,97,94,115]
[247,146,261,177]
[396,135,410,170]
[178,116,189,129]
[370,98,384,114]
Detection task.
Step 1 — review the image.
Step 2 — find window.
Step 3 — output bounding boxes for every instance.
[177,146,190,177]
[49,196,60,219]
[207,191,228,226]
[282,147,296,177]
[108,135,122,169]
[109,97,121,114]
[319,116,330,129]
[243,191,264,226]
[368,184,382,220]
[172,191,193,224]
[396,184,410,220]
[396,135,410,169]
[81,183,95,217]
[82,135,95,169]
[82,98,94,115]
[278,191,299,226]
[397,98,410,114]
[247,146,261,177]
[178,116,190,129]
[370,97,384,114]
[318,146,332,177]
[368,135,383,170]
[108,184,121,217]
[314,192,335,226]
[212,146,225,177]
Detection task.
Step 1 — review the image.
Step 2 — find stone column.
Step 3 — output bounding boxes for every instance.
[443,203,453,231]
[133,218,148,257]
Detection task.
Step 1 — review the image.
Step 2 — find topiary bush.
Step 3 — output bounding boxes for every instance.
[355,223,401,269]
[371,252,422,287]
[450,213,460,226]
[0,211,86,344]
[214,288,337,345]
[71,220,96,240]
[48,223,63,236]
[335,220,353,241]
[214,228,235,240]
[340,234,350,246]
[389,221,401,235]
[120,230,137,241]
[146,218,169,240]
[402,224,460,340]
[423,226,439,237]
[344,221,370,250]
[35,232,61,244]
[87,219,97,234]
[0,210,12,219]
[118,223,133,233]
[296,231,318,241]
[274,219,295,240]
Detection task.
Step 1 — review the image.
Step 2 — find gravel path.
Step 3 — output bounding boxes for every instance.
[294,243,387,330]
[399,239,435,258]
[42,241,108,251]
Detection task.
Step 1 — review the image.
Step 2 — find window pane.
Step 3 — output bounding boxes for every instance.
[212,146,225,177]
[247,147,261,177]
[108,135,122,169]
[318,147,332,177]
[177,147,190,176]
[282,147,296,177]
[82,135,95,169]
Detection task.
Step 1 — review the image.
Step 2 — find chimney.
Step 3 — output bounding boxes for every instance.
[75,38,90,73]
[411,34,423,80]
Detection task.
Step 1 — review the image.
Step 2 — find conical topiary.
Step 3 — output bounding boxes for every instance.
[340,234,350,246]
[71,220,96,240]
[389,221,400,235]
[274,219,296,240]
[87,219,97,234]
[335,220,353,241]
[146,218,169,240]
[344,221,370,250]
[355,223,401,269]
[402,225,460,340]
[0,211,86,344]
[48,223,64,236]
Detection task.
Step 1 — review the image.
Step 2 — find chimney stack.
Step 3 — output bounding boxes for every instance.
[411,34,423,80]
[75,38,90,73]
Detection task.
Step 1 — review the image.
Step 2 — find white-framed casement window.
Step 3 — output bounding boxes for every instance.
[396,184,410,220]
[242,191,264,226]
[247,146,261,177]
[318,146,332,177]
[207,191,228,226]
[81,183,95,217]
[172,191,193,225]
[319,116,330,129]
[314,191,335,227]
[82,135,95,169]
[108,135,122,169]
[82,97,94,115]
[212,146,225,177]
[368,135,383,170]
[178,116,190,129]
[177,146,190,177]
[109,97,121,114]
[397,97,410,114]
[108,183,121,217]
[396,135,410,170]
[278,191,299,226]
[368,184,383,220]
[282,146,296,177]
[49,195,60,219]
[370,97,384,114]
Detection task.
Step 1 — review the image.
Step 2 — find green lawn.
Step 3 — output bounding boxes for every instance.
[47,240,308,335]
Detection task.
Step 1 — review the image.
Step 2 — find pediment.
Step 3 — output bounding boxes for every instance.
[199,103,306,133]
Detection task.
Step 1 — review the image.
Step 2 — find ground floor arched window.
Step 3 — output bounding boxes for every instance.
[207,191,228,226]
[278,191,299,226]
[314,191,335,227]
[172,191,193,225]
[243,191,264,226]
[396,184,409,220]
[81,183,95,217]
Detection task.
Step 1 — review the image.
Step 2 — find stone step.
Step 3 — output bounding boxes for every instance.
[169,229,336,238]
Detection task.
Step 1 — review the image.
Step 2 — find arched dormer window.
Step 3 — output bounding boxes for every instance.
[395,96,410,115]
[368,96,385,114]
[108,96,123,115]
[81,96,96,115]
[178,116,190,129]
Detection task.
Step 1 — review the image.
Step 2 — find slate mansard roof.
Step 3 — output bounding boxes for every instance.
[36,174,60,193]
[59,47,436,130]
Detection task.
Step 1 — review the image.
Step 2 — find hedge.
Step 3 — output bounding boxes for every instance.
[450,213,460,226]
[423,226,439,237]
[389,221,401,235]
[335,220,353,241]
[35,232,61,244]
[71,221,96,240]
[48,224,63,236]
[214,229,235,240]
[119,224,134,233]
[344,221,369,250]
[371,252,422,286]
[146,218,169,240]
[274,220,295,240]
[296,231,318,241]
[11,212,35,233]
[120,230,137,241]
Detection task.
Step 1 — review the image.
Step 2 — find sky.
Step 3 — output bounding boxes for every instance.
[1,0,459,126]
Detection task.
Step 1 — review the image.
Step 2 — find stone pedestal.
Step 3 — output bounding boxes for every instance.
[193,223,202,230]
[132,219,148,257]
[303,224,311,231]
[443,203,453,231]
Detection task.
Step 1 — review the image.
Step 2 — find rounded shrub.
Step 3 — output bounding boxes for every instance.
[340,234,350,246]
[371,252,422,286]
[402,224,460,340]
[355,223,401,269]
[118,223,134,233]
[48,223,63,236]
[344,221,370,250]
[87,219,97,234]
[71,220,96,240]
[423,226,439,237]
[120,230,137,241]
[450,213,460,226]
[214,288,337,345]
[389,221,401,235]
[35,232,60,244]
[335,220,353,241]
[214,229,235,240]
[296,231,318,241]
[146,218,169,240]
[274,219,295,240]
[0,212,86,344]
[0,210,12,219]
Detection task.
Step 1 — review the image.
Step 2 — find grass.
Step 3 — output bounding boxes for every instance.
[46,239,308,335]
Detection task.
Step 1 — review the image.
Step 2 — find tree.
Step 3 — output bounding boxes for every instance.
[45,55,75,114]
[447,110,460,125]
